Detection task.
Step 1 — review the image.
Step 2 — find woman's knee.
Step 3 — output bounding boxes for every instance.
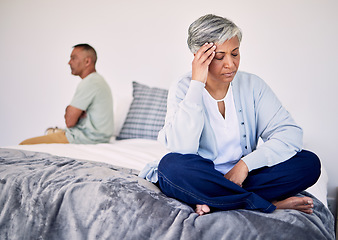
[300,150,320,170]
[158,153,180,172]
[158,153,184,180]
[296,150,321,185]
[158,153,214,180]
[306,150,321,178]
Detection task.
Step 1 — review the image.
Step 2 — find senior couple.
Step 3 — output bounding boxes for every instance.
[22,14,321,216]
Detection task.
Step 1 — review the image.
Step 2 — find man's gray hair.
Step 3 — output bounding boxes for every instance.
[187,14,242,54]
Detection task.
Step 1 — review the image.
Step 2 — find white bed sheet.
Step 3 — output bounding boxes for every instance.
[5,139,328,207]
[6,139,168,173]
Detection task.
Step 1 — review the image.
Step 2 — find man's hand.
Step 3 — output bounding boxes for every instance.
[224,160,249,187]
[79,111,87,119]
[64,105,85,128]
[191,43,216,83]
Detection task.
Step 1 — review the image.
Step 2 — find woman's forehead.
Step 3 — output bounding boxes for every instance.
[215,37,240,52]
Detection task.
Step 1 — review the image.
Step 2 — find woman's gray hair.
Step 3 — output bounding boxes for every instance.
[187,14,242,54]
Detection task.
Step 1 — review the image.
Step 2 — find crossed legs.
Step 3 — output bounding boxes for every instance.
[157,150,320,215]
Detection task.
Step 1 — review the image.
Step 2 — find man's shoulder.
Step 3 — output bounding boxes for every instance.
[81,72,109,88]
[84,72,105,82]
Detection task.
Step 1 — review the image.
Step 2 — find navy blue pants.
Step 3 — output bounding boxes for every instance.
[157,150,320,213]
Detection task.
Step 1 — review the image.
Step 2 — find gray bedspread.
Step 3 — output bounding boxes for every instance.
[0,148,335,240]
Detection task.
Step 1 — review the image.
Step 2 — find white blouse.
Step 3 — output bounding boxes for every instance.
[202,85,243,175]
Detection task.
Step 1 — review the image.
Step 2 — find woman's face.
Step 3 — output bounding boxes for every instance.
[207,37,240,84]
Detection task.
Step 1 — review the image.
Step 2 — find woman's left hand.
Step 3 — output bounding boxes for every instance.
[224,160,249,187]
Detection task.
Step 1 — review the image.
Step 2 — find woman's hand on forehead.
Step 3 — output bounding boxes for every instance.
[192,43,216,83]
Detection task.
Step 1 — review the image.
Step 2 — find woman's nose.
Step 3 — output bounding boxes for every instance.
[223,55,234,68]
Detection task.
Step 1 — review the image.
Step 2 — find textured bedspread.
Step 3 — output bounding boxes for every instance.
[0,148,335,240]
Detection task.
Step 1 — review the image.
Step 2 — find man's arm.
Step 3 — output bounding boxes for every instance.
[64,105,85,128]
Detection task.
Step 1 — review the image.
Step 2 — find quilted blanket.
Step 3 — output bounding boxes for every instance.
[0,148,335,240]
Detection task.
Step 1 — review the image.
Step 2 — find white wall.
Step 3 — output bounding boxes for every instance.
[1,0,337,199]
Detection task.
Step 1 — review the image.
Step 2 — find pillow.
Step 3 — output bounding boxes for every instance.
[116,81,168,140]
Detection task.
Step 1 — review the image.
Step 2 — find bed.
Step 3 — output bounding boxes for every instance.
[1,82,335,239]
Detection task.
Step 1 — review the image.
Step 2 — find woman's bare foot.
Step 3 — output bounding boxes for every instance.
[273,196,314,214]
[195,204,211,216]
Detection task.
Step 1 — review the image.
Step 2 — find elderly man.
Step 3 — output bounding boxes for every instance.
[20,44,114,144]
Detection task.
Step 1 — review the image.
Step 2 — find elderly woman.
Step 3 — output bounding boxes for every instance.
[140,14,321,215]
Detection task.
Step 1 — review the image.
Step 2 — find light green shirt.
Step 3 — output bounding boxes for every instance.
[65,72,114,144]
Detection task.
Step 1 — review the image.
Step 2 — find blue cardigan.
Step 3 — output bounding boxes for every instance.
[139,71,303,182]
